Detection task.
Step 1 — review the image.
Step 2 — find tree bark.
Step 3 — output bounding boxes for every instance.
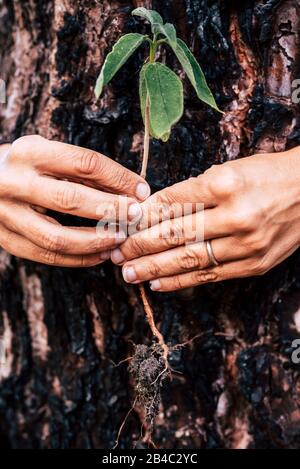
[0,0,300,449]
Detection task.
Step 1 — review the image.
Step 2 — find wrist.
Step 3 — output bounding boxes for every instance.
[285,147,300,246]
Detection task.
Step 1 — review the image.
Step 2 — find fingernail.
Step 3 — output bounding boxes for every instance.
[150,279,161,291]
[128,203,142,221]
[111,248,125,265]
[136,182,151,201]
[100,251,111,261]
[123,266,137,283]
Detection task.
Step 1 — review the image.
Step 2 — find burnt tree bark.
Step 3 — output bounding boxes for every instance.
[0,0,300,449]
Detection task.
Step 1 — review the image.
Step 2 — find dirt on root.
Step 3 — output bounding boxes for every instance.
[129,343,169,424]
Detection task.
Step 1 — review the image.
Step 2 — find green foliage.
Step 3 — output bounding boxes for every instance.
[94,33,145,99]
[95,8,222,141]
[171,39,221,112]
[141,63,183,142]
[131,7,163,36]
[155,23,177,49]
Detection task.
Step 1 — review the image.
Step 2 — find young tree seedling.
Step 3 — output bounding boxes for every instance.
[95,7,222,436]
[95,7,221,177]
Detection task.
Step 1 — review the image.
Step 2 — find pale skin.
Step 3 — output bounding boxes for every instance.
[1,138,299,286]
[111,148,300,291]
[0,135,150,267]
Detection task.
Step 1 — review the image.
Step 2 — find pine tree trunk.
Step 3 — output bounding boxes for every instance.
[0,0,300,449]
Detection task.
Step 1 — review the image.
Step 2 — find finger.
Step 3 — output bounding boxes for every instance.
[137,175,217,231]
[13,136,151,201]
[20,174,142,223]
[0,202,126,254]
[121,237,246,284]
[0,224,109,267]
[111,208,232,264]
[148,258,260,292]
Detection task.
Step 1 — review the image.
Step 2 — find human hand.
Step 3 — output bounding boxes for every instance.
[111,149,300,291]
[0,136,150,267]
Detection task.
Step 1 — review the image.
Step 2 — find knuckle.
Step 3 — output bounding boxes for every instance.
[10,135,44,163]
[157,189,177,205]
[98,200,119,221]
[127,236,145,258]
[192,269,218,284]
[41,231,66,252]
[146,261,161,278]
[208,165,243,198]
[172,275,184,290]
[41,249,59,265]
[74,150,101,176]
[177,247,200,271]
[164,234,181,248]
[111,167,131,192]
[87,238,103,253]
[55,185,82,211]
[163,220,183,247]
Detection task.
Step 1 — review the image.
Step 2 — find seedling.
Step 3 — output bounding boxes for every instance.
[95,7,221,177]
[95,7,221,442]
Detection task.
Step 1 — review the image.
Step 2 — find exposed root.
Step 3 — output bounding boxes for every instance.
[110,356,133,368]
[113,396,138,449]
[139,284,170,369]
[129,343,169,425]
[171,332,205,351]
[114,329,237,445]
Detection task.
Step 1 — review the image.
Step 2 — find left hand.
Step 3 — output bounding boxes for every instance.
[111,148,300,291]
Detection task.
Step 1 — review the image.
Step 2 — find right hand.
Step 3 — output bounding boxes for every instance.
[0,135,150,267]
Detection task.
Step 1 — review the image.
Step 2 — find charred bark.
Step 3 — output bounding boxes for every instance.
[0,0,300,449]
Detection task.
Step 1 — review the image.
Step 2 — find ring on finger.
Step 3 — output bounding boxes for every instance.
[205,239,220,267]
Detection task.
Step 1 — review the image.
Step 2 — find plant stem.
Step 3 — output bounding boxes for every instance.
[140,96,150,179]
[138,38,170,369]
[149,40,157,63]
[140,37,156,179]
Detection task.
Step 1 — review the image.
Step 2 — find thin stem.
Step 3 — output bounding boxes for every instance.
[140,36,156,179]
[140,95,150,179]
[138,37,170,371]
[149,39,157,64]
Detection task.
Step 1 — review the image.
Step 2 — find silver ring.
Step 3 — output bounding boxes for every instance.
[205,240,219,267]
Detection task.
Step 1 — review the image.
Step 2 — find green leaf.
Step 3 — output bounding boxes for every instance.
[144,63,183,142]
[169,38,223,113]
[94,33,145,99]
[156,23,177,48]
[139,65,154,136]
[132,8,163,35]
